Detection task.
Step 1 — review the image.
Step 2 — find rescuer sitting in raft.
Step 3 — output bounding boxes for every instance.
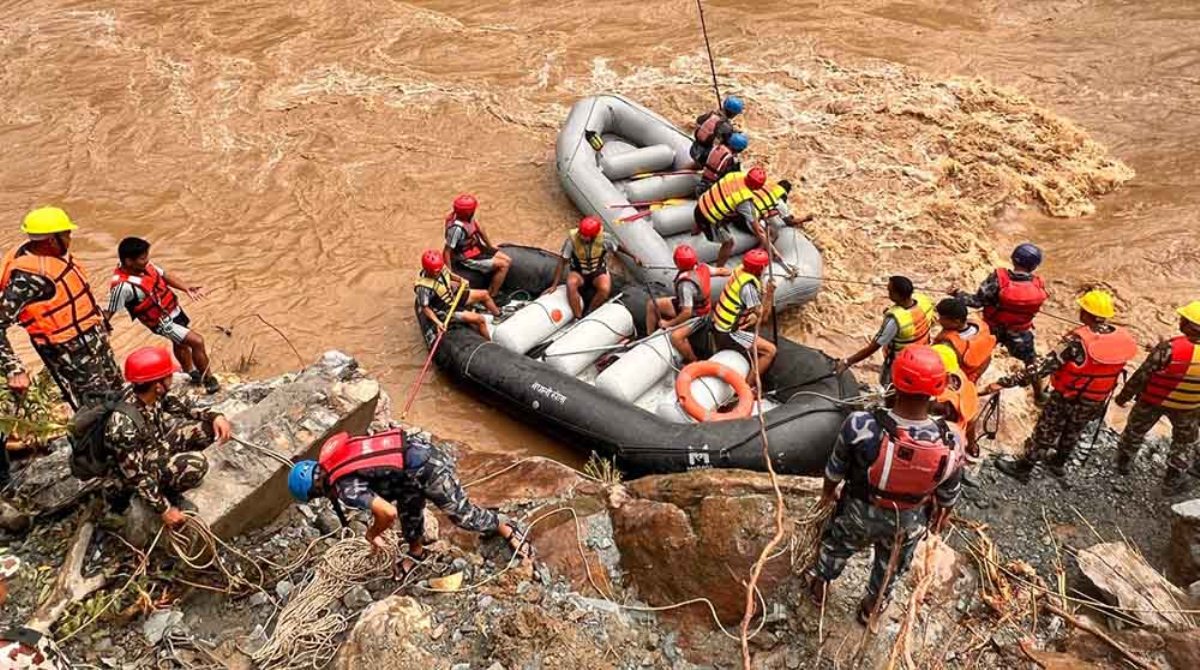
[711,248,776,381]
[987,290,1138,481]
[689,95,744,165]
[837,276,936,386]
[416,250,500,341]
[106,237,219,394]
[1114,301,1200,492]
[442,194,512,298]
[807,345,964,624]
[693,166,769,268]
[288,430,532,576]
[544,215,640,319]
[932,297,996,383]
[645,244,732,364]
[694,131,748,197]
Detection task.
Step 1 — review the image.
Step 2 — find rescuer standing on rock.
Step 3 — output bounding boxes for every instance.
[808,346,964,624]
[288,430,531,576]
[837,276,935,386]
[0,207,123,409]
[1114,301,1200,493]
[987,290,1138,481]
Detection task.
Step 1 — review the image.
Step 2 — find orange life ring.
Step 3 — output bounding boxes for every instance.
[676,360,755,422]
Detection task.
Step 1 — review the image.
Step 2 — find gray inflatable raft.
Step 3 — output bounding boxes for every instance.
[555,94,822,307]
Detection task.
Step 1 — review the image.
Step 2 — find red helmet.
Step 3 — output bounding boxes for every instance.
[124,346,180,384]
[673,244,698,271]
[578,215,603,239]
[891,346,948,396]
[421,249,444,274]
[452,194,477,218]
[742,248,770,275]
[746,166,767,190]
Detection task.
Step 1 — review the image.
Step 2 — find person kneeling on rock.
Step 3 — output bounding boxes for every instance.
[287,430,531,576]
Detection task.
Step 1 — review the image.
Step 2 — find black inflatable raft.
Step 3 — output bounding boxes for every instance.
[416,246,859,477]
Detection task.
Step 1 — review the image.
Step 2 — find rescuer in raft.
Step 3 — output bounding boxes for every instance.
[416,250,500,341]
[288,430,532,576]
[0,207,123,410]
[645,244,732,364]
[807,345,964,624]
[442,193,512,298]
[1114,301,1200,492]
[694,131,748,197]
[106,237,219,394]
[693,166,769,268]
[986,290,1138,481]
[932,297,996,383]
[689,95,744,165]
[711,248,776,381]
[837,276,936,386]
[544,215,640,319]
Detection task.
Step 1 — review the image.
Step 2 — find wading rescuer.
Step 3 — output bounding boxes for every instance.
[544,215,639,319]
[107,237,219,394]
[807,346,963,624]
[287,430,531,576]
[693,166,768,268]
[416,250,499,341]
[442,194,512,298]
[690,95,744,165]
[695,132,747,197]
[712,248,776,380]
[93,347,232,529]
[987,290,1138,481]
[953,243,1049,398]
[837,276,935,386]
[933,297,996,383]
[645,244,732,364]
[0,207,122,409]
[1114,301,1200,492]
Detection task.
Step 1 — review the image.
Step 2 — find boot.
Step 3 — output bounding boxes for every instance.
[202,375,221,395]
[1115,450,1133,476]
[188,370,203,385]
[995,456,1035,483]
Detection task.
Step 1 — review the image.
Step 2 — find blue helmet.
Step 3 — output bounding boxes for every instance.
[288,460,320,502]
[722,96,744,117]
[727,132,749,152]
[1011,242,1043,270]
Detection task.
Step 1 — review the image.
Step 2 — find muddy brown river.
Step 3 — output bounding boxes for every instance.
[0,1,1195,460]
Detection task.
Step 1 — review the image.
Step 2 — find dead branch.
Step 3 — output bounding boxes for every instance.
[1040,600,1155,670]
[25,521,106,633]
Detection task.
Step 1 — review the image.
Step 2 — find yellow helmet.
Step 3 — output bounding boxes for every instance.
[931,343,961,375]
[22,207,77,235]
[1178,301,1200,327]
[1077,289,1115,319]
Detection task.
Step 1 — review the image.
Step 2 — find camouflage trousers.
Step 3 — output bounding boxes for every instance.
[0,627,72,670]
[992,326,1037,365]
[1023,391,1105,465]
[395,444,501,545]
[110,419,211,509]
[35,329,123,410]
[1117,400,1200,472]
[813,496,929,601]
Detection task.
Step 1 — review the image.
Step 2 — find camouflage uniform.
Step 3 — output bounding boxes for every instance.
[104,388,219,514]
[0,627,73,669]
[332,436,501,544]
[956,270,1038,364]
[1116,340,1200,474]
[0,269,122,410]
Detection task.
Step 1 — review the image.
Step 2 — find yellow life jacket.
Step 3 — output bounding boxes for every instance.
[569,230,608,275]
[414,268,455,308]
[886,293,935,352]
[697,171,755,225]
[749,182,788,217]
[712,267,762,333]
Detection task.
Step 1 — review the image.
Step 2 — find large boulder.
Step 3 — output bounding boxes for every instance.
[1170,498,1200,585]
[333,596,444,669]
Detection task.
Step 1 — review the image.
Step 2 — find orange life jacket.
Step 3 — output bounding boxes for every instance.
[1141,336,1200,411]
[865,410,957,511]
[700,144,738,184]
[111,263,179,328]
[445,212,485,260]
[1051,325,1138,402]
[936,371,980,434]
[319,430,408,486]
[0,246,103,346]
[674,264,713,316]
[982,268,1047,332]
[935,320,997,383]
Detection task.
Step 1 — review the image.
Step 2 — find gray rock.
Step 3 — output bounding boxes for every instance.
[275,580,294,601]
[142,609,184,645]
[485,663,506,670]
[1170,498,1200,584]
[477,594,494,610]
[0,500,30,534]
[316,510,342,535]
[571,595,623,617]
[451,665,471,670]
[249,591,271,608]
[343,585,373,610]
[297,504,318,523]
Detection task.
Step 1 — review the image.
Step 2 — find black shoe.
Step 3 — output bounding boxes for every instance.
[1115,451,1133,476]
[857,594,885,626]
[203,376,221,394]
[995,458,1034,482]
[188,370,203,385]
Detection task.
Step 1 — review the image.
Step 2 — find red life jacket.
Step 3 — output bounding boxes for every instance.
[445,212,485,260]
[110,263,179,328]
[982,268,1047,332]
[865,410,956,511]
[1051,325,1138,402]
[318,429,408,486]
[674,264,713,316]
[701,144,737,184]
[1140,336,1200,411]
[694,112,724,146]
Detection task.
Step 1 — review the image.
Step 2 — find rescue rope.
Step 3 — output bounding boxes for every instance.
[694,0,723,109]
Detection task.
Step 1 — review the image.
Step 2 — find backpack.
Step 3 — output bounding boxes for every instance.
[67,398,146,480]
